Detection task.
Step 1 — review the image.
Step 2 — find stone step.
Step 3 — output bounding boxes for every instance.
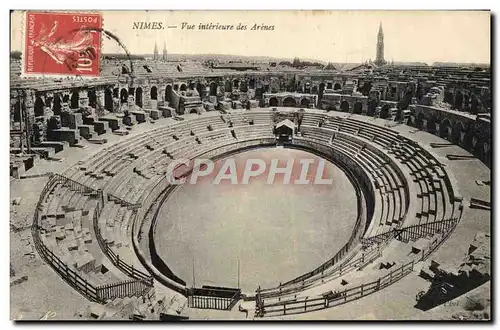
[88,138,107,145]
[113,128,130,136]
[11,147,55,158]
[93,121,110,135]
[145,109,160,120]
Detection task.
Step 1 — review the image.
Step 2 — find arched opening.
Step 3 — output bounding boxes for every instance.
[128,87,135,99]
[367,99,377,116]
[439,119,452,140]
[463,94,470,111]
[34,97,45,117]
[180,84,187,92]
[444,90,454,104]
[463,130,474,152]
[173,84,179,92]
[249,78,256,89]
[113,88,119,99]
[300,98,310,107]
[451,122,464,145]
[225,80,232,93]
[481,91,491,112]
[379,105,390,119]
[120,88,128,104]
[209,82,217,97]
[326,82,333,90]
[165,85,173,104]
[318,82,325,103]
[398,91,413,110]
[340,100,349,112]
[190,108,198,114]
[283,97,296,107]
[12,100,21,122]
[406,115,414,127]
[483,142,491,168]
[53,94,62,115]
[470,95,479,114]
[196,83,205,98]
[239,80,248,92]
[269,97,278,107]
[454,91,463,110]
[135,87,143,107]
[415,113,424,130]
[426,115,438,134]
[45,97,52,109]
[150,86,158,100]
[104,88,113,111]
[472,137,482,158]
[334,82,342,91]
[70,92,79,109]
[87,89,97,108]
[359,81,372,96]
[233,79,239,88]
[353,102,363,114]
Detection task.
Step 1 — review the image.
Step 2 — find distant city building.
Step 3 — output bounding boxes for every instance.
[153,42,159,61]
[162,41,168,62]
[374,23,387,66]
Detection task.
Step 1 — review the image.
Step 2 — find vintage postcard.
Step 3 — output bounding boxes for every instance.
[9,10,491,321]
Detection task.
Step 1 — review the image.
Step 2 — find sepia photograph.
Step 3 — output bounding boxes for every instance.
[8,9,492,321]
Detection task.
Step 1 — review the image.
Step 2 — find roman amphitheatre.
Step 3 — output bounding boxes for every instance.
[10,44,491,319]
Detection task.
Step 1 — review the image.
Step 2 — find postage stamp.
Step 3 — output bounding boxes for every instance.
[22,11,102,78]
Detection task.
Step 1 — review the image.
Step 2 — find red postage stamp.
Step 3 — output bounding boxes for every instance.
[23,11,102,78]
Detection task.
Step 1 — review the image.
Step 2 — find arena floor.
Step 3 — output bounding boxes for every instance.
[153,147,358,292]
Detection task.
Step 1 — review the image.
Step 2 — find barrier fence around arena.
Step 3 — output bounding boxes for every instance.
[51,173,99,196]
[92,204,154,284]
[361,217,459,248]
[255,245,383,300]
[96,278,153,301]
[107,193,142,211]
[187,287,242,311]
[31,175,103,303]
[32,173,155,304]
[257,259,415,317]
[255,213,460,317]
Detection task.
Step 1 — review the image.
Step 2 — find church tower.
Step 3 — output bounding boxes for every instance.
[162,41,167,62]
[374,23,387,66]
[153,42,159,61]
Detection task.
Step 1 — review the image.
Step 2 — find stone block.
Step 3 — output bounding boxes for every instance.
[51,128,80,145]
[148,109,160,120]
[247,100,259,109]
[67,239,78,251]
[93,121,110,135]
[78,125,95,139]
[131,110,148,123]
[99,117,121,131]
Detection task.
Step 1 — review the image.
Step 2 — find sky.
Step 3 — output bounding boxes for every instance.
[10,10,491,64]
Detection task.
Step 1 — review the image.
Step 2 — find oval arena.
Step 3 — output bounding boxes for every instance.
[10,61,491,320]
